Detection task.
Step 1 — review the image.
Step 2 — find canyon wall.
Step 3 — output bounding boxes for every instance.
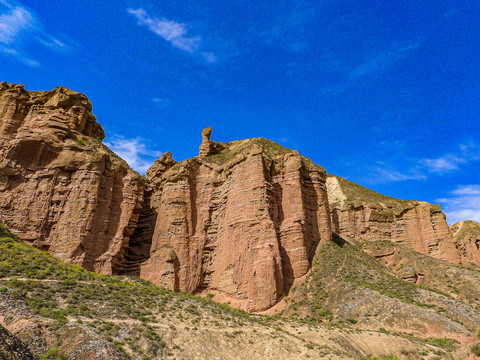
[1,82,478,312]
[136,138,332,311]
[0,82,145,274]
[326,174,461,264]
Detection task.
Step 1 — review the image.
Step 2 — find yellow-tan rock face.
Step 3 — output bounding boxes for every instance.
[0,82,145,274]
[450,220,480,267]
[138,138,332,311]
[326,174,461,265]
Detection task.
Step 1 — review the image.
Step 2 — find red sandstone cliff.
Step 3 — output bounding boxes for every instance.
[326,174,461,265]
[1,83,478,312]
[136,138,332,311]
[0,82,145,274]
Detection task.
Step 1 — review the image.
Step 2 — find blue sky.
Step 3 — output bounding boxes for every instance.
[1,0,479,224]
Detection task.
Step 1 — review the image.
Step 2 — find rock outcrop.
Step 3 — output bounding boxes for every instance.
[450,220,480,267]
[137,135,332,311]
[0,82,145,274]
[326,174,461,265]
[1,83,476,312]
[198,126,225,157]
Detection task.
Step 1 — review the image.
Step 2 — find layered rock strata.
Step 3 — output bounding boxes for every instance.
[450,220,480,267]
[0,82,145,274]
[1,82,477,312]
[326,174,461,264]
[137,136,332,311]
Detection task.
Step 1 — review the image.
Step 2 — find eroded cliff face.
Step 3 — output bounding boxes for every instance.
[0,82,145,274]
[450,220,480,267]
[136,139,332,311]
[326,174,461,265]
[2,82,478,313]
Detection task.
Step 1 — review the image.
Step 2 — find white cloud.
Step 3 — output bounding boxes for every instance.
[420,143,479,175]
[349,41,421,80]
[104,136,162,174]
[360,142,480,185]
[322,41,421,94]
[421,154,465,174]
[0,0,77,67]
[374,168,426,182]
[0,44,40,67]
[35,35,68,51]
[201,52,216,63]
[437,185,480,224]
[151,97,170,108]
[127,8,215,61]
[0,4,33,44]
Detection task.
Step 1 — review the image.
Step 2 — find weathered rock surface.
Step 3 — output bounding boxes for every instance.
[450,220,480,267]
[0,82,145,274]
[138,136,332,311]
[326,174,462,265]
[198,126,225,157]
[1,83,476,313]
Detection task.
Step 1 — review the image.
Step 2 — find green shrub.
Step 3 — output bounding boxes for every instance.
[39,347,67,360]
[471,343,480,356]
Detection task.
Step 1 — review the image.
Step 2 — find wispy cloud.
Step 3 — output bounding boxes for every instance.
[322,40,421,94]
[0,3,33,43]
[421,154,465,174]
[349,41,420,80]
[263,2,318,54]
[0,0,78,67]
[362,142,479,185]
[105,136,162,174]
[437,185,480,224]
[151,97,170,109]
[421,142,479,175]
[127,8,215,62]
[372,168,426,183]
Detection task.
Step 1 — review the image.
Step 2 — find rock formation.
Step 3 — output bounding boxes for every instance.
[138,135,332,311]
[326,174,461,265]
[198,126,225,157]
[1,83,478,312]
[450,220,480,267]
[0,82,145,274]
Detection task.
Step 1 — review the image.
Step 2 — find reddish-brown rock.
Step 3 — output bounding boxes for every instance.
[198,126,225,157]
[1,83,476,313]
[0,83,145,274]
[138,137,331,311]
[450,220,480,267]
[326,174,461,265]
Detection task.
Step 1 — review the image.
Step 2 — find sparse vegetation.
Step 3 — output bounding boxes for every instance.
[0,223,476,359]
[327,174,409,206]
[471,343,480,356]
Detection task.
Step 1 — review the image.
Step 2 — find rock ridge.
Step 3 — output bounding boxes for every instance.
[326,174,462,265]
[0,83,478,312]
